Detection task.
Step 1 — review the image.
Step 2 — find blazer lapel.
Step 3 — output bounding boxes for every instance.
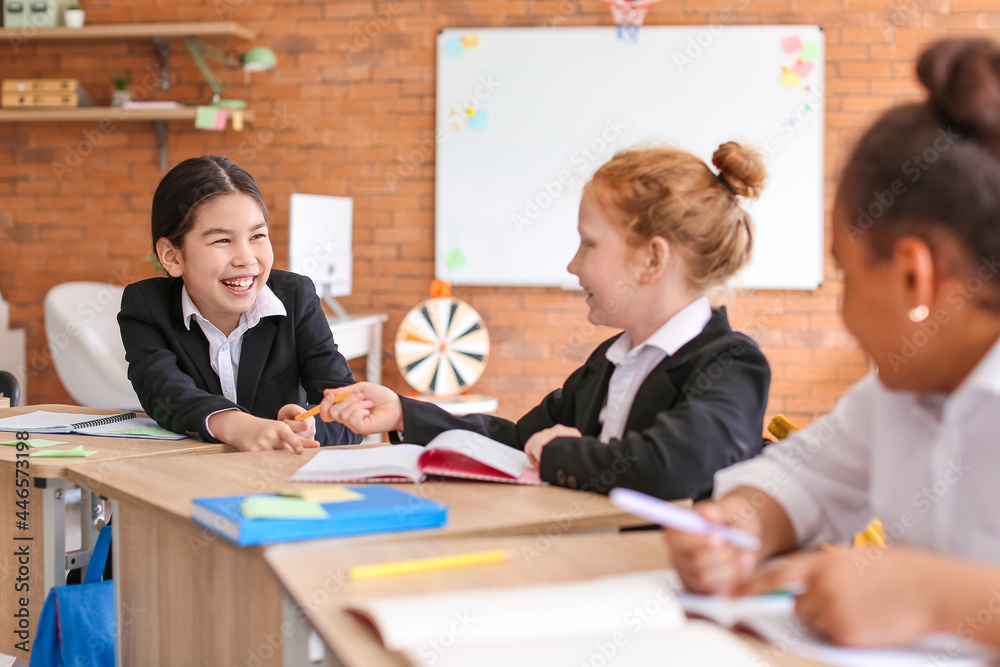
[169,285,223,395]
[576,354,615,435]
[236,317,277,409]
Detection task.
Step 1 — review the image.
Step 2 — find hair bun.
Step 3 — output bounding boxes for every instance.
[712,142,767,200]
[917,38,1000,144]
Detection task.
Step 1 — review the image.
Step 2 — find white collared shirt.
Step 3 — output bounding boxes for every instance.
[181,284,286,404]
[598,297,712,444]
[715,335,1000,563]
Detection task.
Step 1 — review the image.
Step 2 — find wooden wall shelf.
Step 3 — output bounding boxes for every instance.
[0,22,255,41]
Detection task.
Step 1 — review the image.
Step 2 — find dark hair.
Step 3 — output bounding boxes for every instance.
[151,155,268,255]
[586,142,767,290]
[838,38,1000,309]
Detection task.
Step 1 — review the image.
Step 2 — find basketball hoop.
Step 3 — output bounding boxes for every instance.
[604,0,660,43]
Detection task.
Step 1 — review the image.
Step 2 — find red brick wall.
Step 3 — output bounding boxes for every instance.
[0,0,985,427]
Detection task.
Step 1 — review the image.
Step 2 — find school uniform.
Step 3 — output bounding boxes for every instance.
[118,269,361,446]
[714,335,1000,562]
[396,303,771,501]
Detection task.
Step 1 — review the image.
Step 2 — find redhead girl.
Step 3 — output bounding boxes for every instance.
[319,143,771,500]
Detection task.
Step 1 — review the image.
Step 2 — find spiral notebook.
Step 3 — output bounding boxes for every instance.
[0,410,186,440]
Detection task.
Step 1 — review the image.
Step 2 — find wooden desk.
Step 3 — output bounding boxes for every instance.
[0,404,227,659]
[265,532,825,667]
[66,449,647,666]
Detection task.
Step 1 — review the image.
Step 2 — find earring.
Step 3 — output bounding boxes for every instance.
[909,304,929,323]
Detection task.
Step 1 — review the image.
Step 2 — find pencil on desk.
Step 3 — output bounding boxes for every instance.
[349,549,508,581]
[294,390,353,421]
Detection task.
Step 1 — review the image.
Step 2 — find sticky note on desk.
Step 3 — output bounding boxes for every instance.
[29,445,95,458]
[112,427,178,438]
[279,486,363,504]
[240,495,329,520]
[0,438,66,448]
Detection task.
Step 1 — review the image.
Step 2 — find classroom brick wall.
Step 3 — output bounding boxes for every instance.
[0,0,989,428]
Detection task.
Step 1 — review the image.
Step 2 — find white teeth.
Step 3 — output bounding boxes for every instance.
[223,277,253,290]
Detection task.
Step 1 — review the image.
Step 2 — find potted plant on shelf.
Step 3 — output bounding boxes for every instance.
[111,75,131,108]
[64,4,85,28]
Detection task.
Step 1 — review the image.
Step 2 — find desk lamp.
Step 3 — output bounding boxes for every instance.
[185,37,277,107]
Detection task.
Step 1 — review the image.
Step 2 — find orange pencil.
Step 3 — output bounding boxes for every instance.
[294,390,353,421]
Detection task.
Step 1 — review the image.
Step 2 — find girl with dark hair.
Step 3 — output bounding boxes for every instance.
[118,155,361,451]
[667,38,1000,648]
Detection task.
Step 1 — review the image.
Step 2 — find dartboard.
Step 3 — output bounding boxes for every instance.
[395,297,490,396]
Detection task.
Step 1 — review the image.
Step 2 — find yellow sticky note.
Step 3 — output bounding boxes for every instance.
[280,486,364,504]
[231,109,244,132]
[781,67,802,87]
[461,35,480,49]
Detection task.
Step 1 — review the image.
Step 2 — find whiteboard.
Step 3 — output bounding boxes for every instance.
[435,26,825,289]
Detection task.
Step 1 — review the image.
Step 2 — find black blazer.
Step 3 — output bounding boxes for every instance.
[118,269,361,446]
[397,308,770,500]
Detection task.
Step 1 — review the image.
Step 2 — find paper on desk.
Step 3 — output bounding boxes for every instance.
[0,438,67,448]
[28,445,95,458]
[278,486,364,504]
[0,411,110,431]
[240,495,329,520]
[108,426,181,438]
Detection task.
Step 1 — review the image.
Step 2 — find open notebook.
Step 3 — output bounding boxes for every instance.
[0,410,185,440]
[289,430,544,486]
[345,569,759,666]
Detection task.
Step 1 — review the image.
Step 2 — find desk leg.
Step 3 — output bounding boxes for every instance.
[366,320,383,386]
[38,478,65,596]
[282,594,311,666]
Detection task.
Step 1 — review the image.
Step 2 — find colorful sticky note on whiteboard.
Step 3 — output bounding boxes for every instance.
[467,110,489,130]
[461,35,480,49]
[444,36,464,57]
[781,35,803,54]
[781,67,802,87]
[445,247,467,270]
[792,61,814,79]
[800,41,819,61]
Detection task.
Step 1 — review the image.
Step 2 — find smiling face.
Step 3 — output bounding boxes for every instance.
[566,192,640,331]
[159,193,273,336]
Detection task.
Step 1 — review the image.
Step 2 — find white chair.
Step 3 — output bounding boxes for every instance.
[44,282,142,411]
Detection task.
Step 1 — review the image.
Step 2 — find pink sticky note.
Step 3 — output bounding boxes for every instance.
[792,61,814,79]
[782,35,802,54]
[214,108,228,131]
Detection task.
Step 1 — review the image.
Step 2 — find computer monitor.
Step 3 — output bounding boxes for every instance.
[289,193,353,316]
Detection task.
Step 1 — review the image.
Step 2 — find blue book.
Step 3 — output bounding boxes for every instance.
[191,486,448,547]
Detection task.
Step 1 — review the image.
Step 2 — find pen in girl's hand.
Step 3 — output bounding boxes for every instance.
[609,487,762,551]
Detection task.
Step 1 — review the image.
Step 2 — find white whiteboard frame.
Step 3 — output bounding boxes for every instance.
[435,26,825,290]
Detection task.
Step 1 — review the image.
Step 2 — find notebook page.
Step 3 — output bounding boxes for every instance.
[73,417,185,440]
[289,446,426,483]
[422,430,529,479]
[0,411,111,432]
[404,620,761,667]
[346,569,684,653]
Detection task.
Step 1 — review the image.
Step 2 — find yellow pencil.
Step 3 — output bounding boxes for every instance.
[294,390,352,421]
[349,549,508,581]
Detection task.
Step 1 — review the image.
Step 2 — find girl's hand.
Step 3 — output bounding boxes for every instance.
[738,547,944,646]
[208,410,319,454]
[319,382,399,435]
[524,425,582,467]
[664,500,760,595]
[277,403,317,442]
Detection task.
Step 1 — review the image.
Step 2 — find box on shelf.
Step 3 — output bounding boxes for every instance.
[1,91,78,107]
[2,0,58,28]
[2,78,77,93]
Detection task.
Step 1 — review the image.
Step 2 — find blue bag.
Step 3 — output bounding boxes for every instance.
[30,524,115,667]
